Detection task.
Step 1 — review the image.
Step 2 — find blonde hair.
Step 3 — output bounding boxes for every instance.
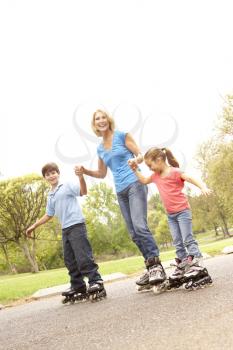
[144,147,179,168]
[91,109,115,137]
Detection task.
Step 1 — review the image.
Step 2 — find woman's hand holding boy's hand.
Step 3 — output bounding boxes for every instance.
[74,165,84,177]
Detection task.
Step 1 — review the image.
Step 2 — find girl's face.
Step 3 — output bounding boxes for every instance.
[146,158,164,172]
[44,170,59,188]
[94,111,110,133]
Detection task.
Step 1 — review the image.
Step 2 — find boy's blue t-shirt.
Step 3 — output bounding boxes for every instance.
[46,181,85,229]
[97,130,138,193]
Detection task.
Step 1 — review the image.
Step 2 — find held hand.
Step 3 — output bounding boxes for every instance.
[128,159,138,171]
[74,165,84,177]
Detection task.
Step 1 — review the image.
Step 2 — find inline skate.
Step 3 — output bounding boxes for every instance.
[183,258,213,290]
[136,257,166,292]
[148,257,167,293]
[136,270,151,292]
[61,285,88,304]
[87,281,107,302]
[152,258,187,294]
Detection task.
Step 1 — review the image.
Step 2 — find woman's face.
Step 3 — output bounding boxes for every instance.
[94,111,110,133]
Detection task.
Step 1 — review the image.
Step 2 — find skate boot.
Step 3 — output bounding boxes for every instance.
[87,281,107,302]
[183,256,213,290]
[168,257,188,289]
[61,285,87,304]
[136,270,151,292]
[147,257,166,294]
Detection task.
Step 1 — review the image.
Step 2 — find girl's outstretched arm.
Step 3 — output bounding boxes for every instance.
[181,173,211,195]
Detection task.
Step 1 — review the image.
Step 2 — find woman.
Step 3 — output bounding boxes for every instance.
[75,109,166,289]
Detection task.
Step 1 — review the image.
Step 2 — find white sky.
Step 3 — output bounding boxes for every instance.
[1,0,233,194]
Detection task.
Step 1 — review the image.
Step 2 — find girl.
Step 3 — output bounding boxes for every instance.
[129,147,212,286]
[75,110,166,289]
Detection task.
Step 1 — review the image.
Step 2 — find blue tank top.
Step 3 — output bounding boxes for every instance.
[97,130,138,193]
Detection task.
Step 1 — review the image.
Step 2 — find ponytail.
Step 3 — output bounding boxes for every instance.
[161,148,179,167]
[144,147,179,167]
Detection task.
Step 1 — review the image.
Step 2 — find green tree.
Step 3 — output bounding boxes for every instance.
[147,194,172,248]
[83,182,137,257]
[155,213,172,248]
[0,174,49,272]
[217,94,233,136]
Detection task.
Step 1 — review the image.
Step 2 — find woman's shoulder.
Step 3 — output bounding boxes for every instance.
[114,129,126,137]
[114,130,128,143]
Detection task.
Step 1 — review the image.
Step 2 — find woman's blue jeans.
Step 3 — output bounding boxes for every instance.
[117,181,159,260]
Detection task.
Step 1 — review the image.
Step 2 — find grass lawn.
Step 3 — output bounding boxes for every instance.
[0,236,233,305]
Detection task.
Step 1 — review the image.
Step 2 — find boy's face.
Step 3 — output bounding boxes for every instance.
[44,170,59,187]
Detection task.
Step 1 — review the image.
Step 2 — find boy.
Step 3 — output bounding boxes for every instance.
[26,162,106,302]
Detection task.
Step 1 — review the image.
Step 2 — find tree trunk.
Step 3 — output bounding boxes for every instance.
[219,212,230,237]
[19,241,39,273]
[213,224,219,237]
[0,244,18,273]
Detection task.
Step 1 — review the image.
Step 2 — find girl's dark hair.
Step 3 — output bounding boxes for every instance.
[41,162,60,177]
[144,147,179,167]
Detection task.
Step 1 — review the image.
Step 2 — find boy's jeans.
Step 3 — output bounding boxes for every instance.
[62,223,102,289]
[117,181,159,260]
[167,209,202,260]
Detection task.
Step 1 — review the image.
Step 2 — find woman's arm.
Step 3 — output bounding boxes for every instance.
[181,173,211,195]
[75,158,107,179]
[125,133,143,164]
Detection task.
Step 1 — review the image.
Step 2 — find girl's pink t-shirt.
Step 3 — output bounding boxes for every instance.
[151,167,190,214]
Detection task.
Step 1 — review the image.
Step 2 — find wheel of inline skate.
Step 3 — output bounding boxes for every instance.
[90,293,98,302]
[152,285,160,294]
[185,281,192,290]
[136,284,151,292]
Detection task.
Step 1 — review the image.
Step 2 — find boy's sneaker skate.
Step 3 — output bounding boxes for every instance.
[148,257,166,285]
[61,285,87,304]
[88,281,107,301]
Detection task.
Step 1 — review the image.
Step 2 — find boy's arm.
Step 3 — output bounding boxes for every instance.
[134,168,153,185]
[78,174,87,196]
[26,214,52,237]
[181,173,211,195]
